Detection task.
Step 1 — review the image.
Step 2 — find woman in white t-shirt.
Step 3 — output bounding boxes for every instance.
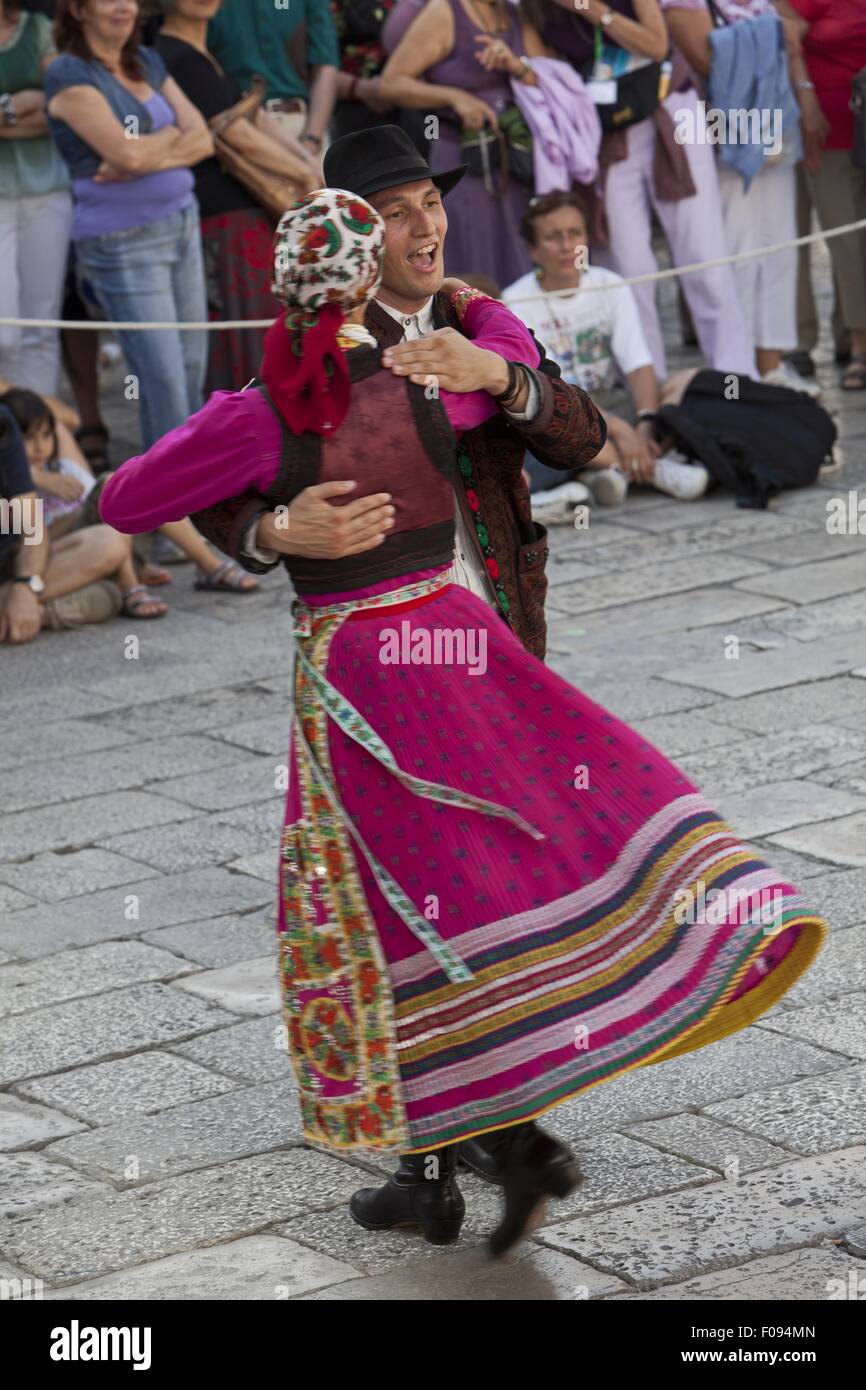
[503,190,709,504]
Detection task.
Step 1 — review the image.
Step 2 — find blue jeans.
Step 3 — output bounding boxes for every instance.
[75,202,208,449]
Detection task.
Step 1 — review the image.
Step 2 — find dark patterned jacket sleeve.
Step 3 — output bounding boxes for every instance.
[190,491,279,574]
[505,336,608,470]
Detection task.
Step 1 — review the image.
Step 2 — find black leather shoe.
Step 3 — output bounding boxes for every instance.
[485,1123,582,1259]
[349,1147,465,1245]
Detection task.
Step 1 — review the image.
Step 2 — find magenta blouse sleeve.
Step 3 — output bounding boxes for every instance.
[98,390,282,534]
[440,294,542,433]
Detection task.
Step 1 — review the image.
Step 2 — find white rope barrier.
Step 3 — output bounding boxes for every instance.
[1,216,864,331]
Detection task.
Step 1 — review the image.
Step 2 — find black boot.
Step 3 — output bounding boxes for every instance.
[484,1122,582,1259]
[349,1146,465,1245]
[457,1120,570,1186]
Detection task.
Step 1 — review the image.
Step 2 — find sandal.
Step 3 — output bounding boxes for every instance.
[138,562,173,587]
[193,558,259,593]
[74,424,111,471]
[121,585,168,619]
[841,354,866,391]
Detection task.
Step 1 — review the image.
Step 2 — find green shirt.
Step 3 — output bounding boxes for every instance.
[0,11,70,199]
[207,0,340,103]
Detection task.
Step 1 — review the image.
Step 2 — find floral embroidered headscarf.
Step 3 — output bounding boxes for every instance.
[261,188,385,436]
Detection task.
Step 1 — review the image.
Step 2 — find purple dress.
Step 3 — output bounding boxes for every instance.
[423,0,534,288]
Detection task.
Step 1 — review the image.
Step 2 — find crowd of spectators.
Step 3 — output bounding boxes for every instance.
[2,0,865,641]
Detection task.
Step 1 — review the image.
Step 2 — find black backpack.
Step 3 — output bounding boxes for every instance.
[655,369,837,509]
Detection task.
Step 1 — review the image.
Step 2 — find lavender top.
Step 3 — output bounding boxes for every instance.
[71,91,194,242]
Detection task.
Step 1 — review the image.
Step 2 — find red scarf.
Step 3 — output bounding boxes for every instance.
[260,304,351,436]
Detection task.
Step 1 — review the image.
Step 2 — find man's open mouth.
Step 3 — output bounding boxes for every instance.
[407,243,438,270]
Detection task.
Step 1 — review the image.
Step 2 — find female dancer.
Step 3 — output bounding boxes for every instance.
[100,189,826,1258]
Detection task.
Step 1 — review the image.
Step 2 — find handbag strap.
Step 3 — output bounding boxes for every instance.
[705,0,727,27]
[209,73,266,138]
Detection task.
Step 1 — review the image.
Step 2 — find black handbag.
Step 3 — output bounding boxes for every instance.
[578,13,663,134]
[459,105,534,194]
[590,60,663,134]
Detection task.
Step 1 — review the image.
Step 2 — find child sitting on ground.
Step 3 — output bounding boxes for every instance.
[0,388,168,619]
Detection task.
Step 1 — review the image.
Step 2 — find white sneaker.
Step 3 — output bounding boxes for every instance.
[579,467,629,507]
[531,479,592,524]
[652,453,710,501]
[762,361,822,399]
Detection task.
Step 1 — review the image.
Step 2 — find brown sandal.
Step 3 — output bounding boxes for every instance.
[193,558,259,593]
[121,585,168,619]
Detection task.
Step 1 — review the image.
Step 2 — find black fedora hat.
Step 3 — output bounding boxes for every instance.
[323,124,467,202]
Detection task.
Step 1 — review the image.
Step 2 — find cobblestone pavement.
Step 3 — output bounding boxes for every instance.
[2,256,865,1301]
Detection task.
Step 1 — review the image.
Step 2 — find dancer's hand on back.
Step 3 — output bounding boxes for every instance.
[256,481,396,558]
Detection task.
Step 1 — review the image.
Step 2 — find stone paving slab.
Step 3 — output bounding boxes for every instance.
[715,780,866,840]
[0,868,271,961]
[0,849,161,904]
[41,1235,360,1301]
[0,790,198,863]
[0,1151,372,1284]
[0,717,133,773]
[767,813,866,868]
[609,1245,866,1301]
[0,687,122,733]
[550,587,787,641]
[755,994,866,1060]
[777,868,866,930]
[740,589,866,645]
[68,649,287,708]
[0,1094,86,1151]
[574,513,812,570]
[540,1030,845,1140]
[602,495,768,534]
[227,849,279,882]
[535,1147,866,1290]
[142,914,275,969]
[172,958,279,1017]
[550,554,771,615]
[735,552,866,605]
[0,984,237,1085]
[150,759,282,813]
[45,1078,303,1184]
[0,884,36,914]
[700,676,866,735]
[774,924,866,1006]
[748,841,846,883]
[274,1204,486,1278]
[730,526,866,568]
[48,1073,304,1184]
[675,724,866,801]
[204,715,292,758]
[622,1113,790,1176]
[300,1243,626,1301]
[812,757,866,796]
[16,1052,239,1126]
[170,1016,293,1084]
[0,941,196,1018]
[94,683,290,741]
[0,1152,108,1219]
[1,735,251,815]
[554,671,713,723]
[705,1063,866,1155]
[97,800,283,875]
[662,629,866,698]
[629,711,752,759]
